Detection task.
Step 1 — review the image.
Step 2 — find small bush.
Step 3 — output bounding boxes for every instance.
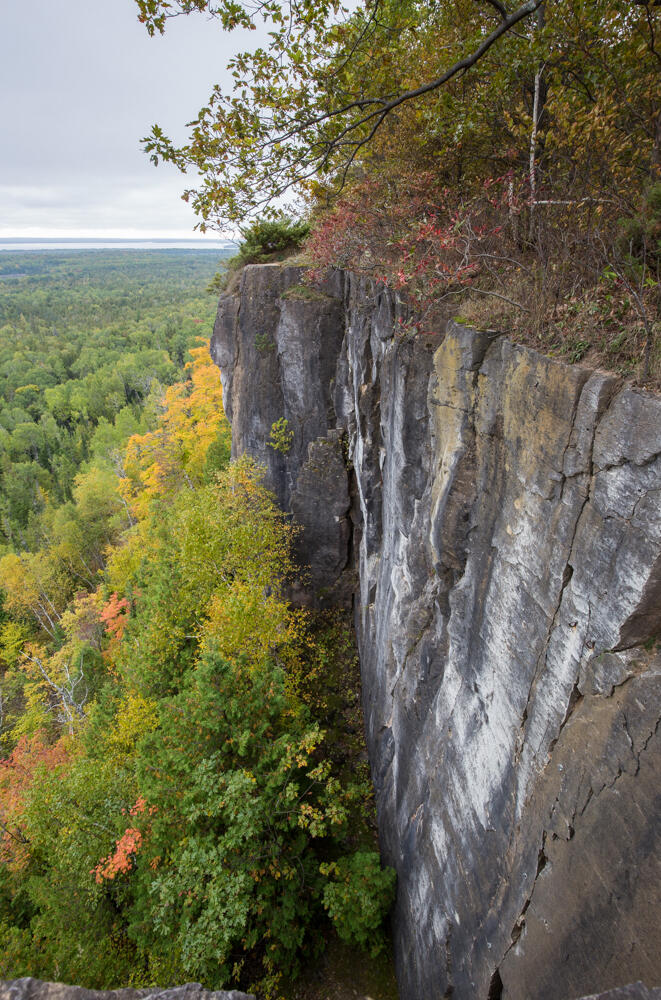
[320,851,397,957]
[208,215,310,295]
[616,183,661,265]
[254,331,274,353]
[268,417,294,454]
[236,215,310,265]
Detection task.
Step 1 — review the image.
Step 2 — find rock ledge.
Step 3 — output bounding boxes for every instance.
[0,980,254,1000]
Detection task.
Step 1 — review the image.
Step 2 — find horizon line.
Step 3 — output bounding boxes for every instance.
[0,235,236,243]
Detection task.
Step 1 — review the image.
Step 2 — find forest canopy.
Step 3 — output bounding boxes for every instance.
[0,252,224,550]
[0,253,396,997]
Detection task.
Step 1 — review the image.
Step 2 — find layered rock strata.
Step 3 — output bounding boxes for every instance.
[211,264,661,1000]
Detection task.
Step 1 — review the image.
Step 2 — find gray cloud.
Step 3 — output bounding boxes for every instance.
[0,177,215,237]
[0,0,253,236]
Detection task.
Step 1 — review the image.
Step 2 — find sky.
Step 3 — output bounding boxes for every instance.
[0,0,253,238]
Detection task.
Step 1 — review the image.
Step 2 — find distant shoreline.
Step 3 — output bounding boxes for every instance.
[0,238,236,252]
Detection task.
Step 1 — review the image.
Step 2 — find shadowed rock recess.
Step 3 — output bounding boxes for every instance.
[211,264,661,1000]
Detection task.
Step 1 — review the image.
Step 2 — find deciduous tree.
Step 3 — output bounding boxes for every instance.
[137,0,550,227]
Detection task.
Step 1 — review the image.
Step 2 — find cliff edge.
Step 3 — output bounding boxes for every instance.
[211,264,661,1000]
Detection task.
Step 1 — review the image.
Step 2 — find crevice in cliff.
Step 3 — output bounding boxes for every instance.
[487,968,503,1000]
[497,826,550,987]
[443,927,455,999]
[548,681,583,754]
[621,711,661,782]
[509,899,530,949]
[516,367,603,776]
[517,556,577,743]
[547,697,660,856]
[536,835,548,877]
[556,371,592,485]
[344,444,360,584]
[639,712,661,759]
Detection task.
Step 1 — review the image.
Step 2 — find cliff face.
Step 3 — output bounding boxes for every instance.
[211,265,661,1000]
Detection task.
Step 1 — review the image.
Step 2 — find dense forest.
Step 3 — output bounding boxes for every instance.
[0,252,223,550]
[0,251,397,999]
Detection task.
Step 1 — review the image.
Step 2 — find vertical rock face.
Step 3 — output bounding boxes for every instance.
[211,265,661,1000]
[211,265,352,602]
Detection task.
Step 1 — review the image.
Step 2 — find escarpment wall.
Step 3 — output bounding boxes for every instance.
[211,265,661,1000]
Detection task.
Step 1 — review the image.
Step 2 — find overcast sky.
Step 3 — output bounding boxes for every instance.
[0,0,251,238]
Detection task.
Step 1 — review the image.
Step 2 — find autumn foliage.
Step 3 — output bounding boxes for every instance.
[93,798,155,883]
[99,593,131,643]
[0,733,70,868]
[119,343,230,517]
[300,0,661,379]
[0,341,391,993]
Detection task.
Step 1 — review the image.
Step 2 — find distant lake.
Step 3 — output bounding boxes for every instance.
[0,238,236,252]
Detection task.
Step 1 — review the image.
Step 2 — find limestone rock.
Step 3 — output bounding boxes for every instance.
[212,264,661,1000]
[576,986,661,1000]
[210,265,345,516]
[290,429,354,605]
[0,980,254,1000]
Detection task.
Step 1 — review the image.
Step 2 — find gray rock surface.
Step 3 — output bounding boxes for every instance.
[212,264,661,1000]
[211,265,345,515]
[211,266,351,603]
[576,987,661,1000]
[0,980,253,1000]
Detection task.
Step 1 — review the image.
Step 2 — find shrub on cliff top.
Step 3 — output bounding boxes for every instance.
[236,216,310,265]
[209,215,310,295]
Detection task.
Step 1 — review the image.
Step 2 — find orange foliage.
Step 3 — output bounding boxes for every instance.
[93,825,142,883]
[0,732,70,868]
[92,796,155,883]
[100,592,131,642]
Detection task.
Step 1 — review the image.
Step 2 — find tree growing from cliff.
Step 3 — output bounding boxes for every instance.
[136,0,548,228]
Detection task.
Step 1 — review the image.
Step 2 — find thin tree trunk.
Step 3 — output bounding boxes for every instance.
[528,2,546,239]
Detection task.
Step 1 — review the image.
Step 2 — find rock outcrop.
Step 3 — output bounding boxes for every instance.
[211,265,661,1000]
[0,981,253,1000]
[577,988,661,1000]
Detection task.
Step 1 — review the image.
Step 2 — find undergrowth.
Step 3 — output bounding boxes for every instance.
[305,175,661,389]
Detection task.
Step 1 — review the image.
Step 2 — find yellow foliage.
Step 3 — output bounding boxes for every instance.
[0,621,30,671]
[0,553,40,617]
[201,580,304,669]
[5,679,51,746]
[106,692,159,761]
[0,551,69,637]
[105,522,150,596]
[119,343,230,518]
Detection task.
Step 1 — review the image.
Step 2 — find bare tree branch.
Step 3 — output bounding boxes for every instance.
[274,0,545,148]
[0,819,30,846]
[21,651,89,735]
